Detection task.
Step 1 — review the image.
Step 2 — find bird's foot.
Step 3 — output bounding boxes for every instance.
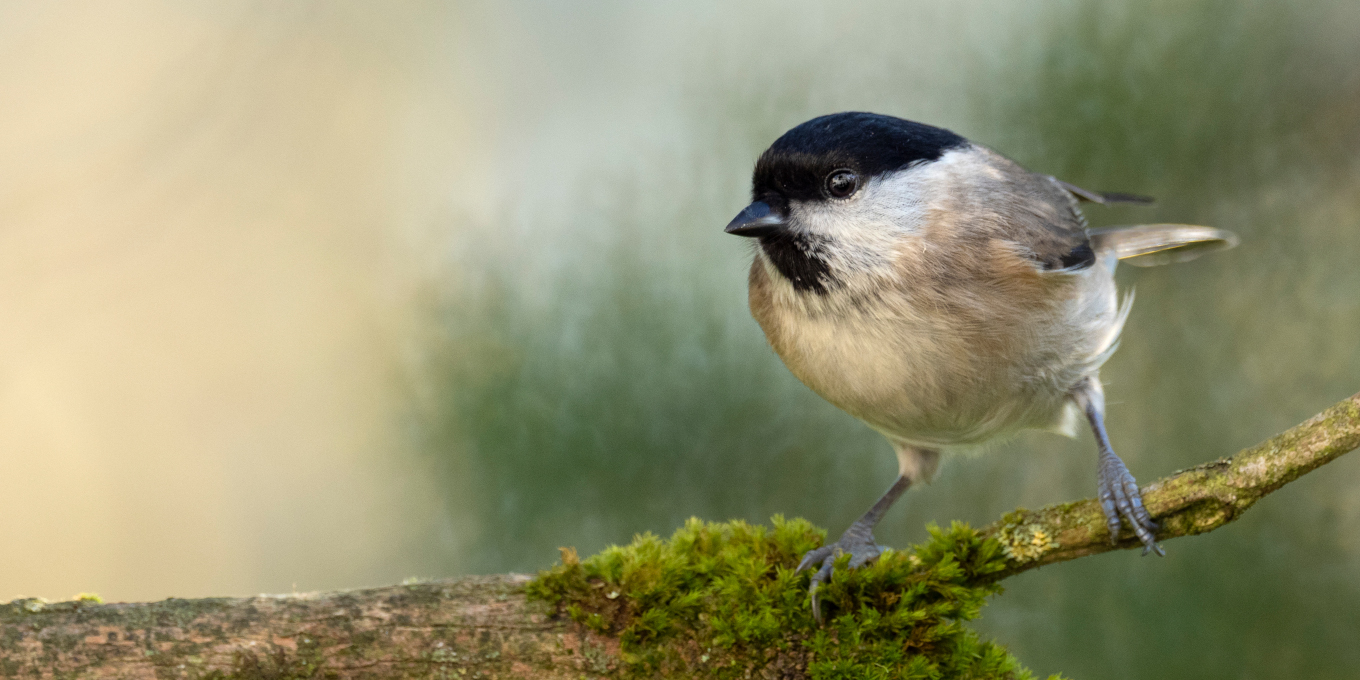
[1098,452,1164,556]
[796,521,886,624]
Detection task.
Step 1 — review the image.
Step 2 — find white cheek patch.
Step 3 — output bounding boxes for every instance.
[792,147,997,245]
[790,163,939,275]
[797,172,930,237]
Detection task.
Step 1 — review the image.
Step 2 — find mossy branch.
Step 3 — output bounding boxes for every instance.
[1,392,1356,679]
[982,390,1360,579]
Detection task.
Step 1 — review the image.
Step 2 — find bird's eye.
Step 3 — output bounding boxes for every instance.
[825,170,858,198]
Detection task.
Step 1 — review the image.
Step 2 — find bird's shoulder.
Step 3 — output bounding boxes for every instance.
[962,147,1094,272]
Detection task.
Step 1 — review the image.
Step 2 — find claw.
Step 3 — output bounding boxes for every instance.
[796,545,835,574]
[1097,450,1163,556]
[797,525,884,625]
[801,557,835,625]
[796,473,916,625]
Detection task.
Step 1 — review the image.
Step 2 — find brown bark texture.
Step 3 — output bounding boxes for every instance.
[2,391,1357,679]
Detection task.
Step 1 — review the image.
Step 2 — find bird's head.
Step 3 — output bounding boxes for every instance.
[726,112,970,294]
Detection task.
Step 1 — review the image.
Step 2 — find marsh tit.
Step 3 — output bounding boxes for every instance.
[725,112,1237,622]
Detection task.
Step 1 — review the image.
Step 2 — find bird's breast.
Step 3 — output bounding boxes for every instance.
[748,253,1121,446]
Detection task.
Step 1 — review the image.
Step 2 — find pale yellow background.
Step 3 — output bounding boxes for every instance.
[0,2,482,601]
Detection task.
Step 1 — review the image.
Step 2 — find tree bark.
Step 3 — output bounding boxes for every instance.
[3,391,1357,679]
[0,575,600,679]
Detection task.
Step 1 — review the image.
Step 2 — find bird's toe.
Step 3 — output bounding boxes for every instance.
[797,528,885,625]
[1098,461,1163,556]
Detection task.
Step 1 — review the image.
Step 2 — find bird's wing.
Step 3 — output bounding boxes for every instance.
[1044,178,1237,268]
[1055,179,1156,206]
[1088,224,1240,267]
[1015,175,1102,272]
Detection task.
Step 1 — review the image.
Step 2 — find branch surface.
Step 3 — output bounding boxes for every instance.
[0,575,621,679]
[1,392,1357,678]
[981,391,1360,578]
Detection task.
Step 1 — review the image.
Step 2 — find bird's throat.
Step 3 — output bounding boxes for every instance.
[759,231,836,294]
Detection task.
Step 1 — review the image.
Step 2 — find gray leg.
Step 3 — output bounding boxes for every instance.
[797,447,937,624]
[1071,378,1163,556]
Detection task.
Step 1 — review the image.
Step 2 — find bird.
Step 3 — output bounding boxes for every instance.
[724,111,1238,623]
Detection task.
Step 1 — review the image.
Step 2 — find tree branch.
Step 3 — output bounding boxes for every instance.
[2,392,1356,678]
[0,575,590,679]
[982,391,1360,579]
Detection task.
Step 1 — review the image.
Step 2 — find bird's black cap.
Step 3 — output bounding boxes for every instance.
[752,112,968,206]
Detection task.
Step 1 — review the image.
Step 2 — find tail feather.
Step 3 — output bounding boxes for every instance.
[1088,224,1239,267]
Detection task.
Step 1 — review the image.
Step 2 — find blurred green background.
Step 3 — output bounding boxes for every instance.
[1,0,1358,677]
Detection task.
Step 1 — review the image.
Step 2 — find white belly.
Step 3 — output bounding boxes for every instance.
[755,260,1126,448]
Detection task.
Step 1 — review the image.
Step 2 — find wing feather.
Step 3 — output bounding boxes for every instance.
[1055,179,1156,206]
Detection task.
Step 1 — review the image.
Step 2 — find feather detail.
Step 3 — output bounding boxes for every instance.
[1089,224,1240,267]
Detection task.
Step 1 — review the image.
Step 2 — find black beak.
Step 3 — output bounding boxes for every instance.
[724,201,787,237]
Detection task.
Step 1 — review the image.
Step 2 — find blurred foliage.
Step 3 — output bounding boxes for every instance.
[411,0,1360,677]
[411,174,889,572]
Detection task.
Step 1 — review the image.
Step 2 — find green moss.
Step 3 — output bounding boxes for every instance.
[528,516,1064,679]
